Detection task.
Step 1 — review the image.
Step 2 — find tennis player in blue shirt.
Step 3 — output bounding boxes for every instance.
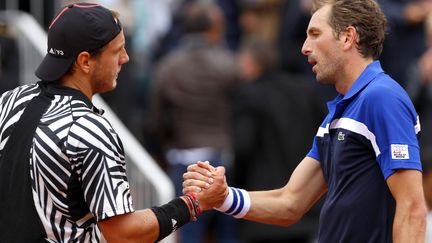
[183,0,428,242]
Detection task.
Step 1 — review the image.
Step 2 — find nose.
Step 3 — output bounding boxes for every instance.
[301,38,311,56]
[121,48,130,64]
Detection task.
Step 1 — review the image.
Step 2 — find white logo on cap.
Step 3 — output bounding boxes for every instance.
[49,48,64,56]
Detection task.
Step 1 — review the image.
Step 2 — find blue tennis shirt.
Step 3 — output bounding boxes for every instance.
[307,61,422,243]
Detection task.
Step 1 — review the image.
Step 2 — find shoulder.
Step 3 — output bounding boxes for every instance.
[0,83,40,111]
[71,111,115,136]
[361,74,413,110]
[0,83,39,99]
[66,111,123,155]
[356,74,418,127]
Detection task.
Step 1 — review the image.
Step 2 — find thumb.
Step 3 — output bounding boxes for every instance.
[214,166,226,176]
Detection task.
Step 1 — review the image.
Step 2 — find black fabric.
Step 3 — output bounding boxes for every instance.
[151,197,191,242]
[35,3,122,81]
[230,73,328,242]
[0,85,53,242]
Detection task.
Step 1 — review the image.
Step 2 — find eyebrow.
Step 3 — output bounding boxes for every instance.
[307,27,321,35]
[114,43,125,53]
[119,42,125,50]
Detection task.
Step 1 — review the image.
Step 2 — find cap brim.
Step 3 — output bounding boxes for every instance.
[35,54,75,81]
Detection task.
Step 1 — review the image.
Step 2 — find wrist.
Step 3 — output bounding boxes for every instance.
[182,193,201,221]
[214,187,251,218]
[151,197,191,241]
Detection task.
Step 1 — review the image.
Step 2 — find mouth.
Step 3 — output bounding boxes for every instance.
[308,58,317,73]
[115,68,121,79]
[307,58,317,66]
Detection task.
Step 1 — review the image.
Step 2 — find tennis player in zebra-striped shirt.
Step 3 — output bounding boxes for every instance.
[0,3,228,242]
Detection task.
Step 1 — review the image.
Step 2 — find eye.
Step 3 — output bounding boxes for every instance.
[310,30,320,38]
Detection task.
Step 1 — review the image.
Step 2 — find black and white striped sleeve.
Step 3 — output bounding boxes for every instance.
[66,113,134,221]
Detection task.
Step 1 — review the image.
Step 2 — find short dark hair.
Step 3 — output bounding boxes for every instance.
[240,39,279,74]
[312,0,387,60]
[180,2,216,33]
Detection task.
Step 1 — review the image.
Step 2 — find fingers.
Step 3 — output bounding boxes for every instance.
[197,161,217,173]
[183,178,211,190]
[196,166,229,211]
[214,166,226,176]
[182,161,216,195]
[187,161,215,177]
[182,185,203,195]
[182,162,229,211]
[183,170,214,185]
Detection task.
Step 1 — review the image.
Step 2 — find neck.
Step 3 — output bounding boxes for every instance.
[336,57,374,95]
[58,74,93,100]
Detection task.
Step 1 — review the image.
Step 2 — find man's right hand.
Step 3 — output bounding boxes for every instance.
[183,161,229,211]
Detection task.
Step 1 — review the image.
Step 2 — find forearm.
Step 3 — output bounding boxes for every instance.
[393,202,427,243]
[239,158,327,226]
[99,197,196,242]
[244,188,303,226]
[184,158,326,227]
[388,170,428,243]
[99,209,160,242]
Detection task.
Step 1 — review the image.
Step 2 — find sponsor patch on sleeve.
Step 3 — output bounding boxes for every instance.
[391,144,409,160]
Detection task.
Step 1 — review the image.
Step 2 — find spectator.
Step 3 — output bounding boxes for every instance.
[406,12,432,176]
[231,38,324,243]
[149,1,240,243]
[278,0,312,75]
[405,13,432,242]
[185,1,427,242]
[0,3,227,242]
[277,0,337,104]
[378,0,432,87]
[0,22,19,93]
[425,164,432,242]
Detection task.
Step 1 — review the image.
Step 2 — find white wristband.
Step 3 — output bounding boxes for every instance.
[215,187,251,218]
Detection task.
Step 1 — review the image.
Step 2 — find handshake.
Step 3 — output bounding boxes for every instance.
[181,161,251,219]
[182,161,228,211]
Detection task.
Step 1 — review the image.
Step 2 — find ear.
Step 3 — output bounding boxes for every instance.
[75,51,92,74]
[341,26,358,51]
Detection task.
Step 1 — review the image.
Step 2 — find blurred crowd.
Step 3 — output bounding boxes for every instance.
[1,0,432,242]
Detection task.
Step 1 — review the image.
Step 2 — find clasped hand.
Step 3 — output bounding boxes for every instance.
[182,161,228,211]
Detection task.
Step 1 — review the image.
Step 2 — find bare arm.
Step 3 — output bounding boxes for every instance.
[387,169,427,243]
[184,157,327,226]
[98,166,227,242]
[98,209,160,243]
[244,156,327,226]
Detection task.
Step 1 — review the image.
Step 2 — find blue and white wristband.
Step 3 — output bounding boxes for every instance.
[215,187,251,218]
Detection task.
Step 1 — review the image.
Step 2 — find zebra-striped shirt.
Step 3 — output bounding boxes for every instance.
[0,82,134,242]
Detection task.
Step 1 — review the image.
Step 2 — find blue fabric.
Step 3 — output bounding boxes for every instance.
[307,61,422,242]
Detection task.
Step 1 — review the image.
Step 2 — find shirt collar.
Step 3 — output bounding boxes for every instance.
[342,60,384,101]
[325,61,384,118]
[38,81,103,114]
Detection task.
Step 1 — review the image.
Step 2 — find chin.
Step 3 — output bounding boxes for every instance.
[98,83,117,94]
[316,74,333,85]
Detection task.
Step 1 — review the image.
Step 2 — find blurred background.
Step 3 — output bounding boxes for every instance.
[1,0,432,242]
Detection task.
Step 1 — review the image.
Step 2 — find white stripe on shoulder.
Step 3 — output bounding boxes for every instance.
[415,116,421,134]
[330,118,381,156]
[316,123,329,137]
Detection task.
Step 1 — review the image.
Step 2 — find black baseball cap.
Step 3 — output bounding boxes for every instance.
[35,3,122,81]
